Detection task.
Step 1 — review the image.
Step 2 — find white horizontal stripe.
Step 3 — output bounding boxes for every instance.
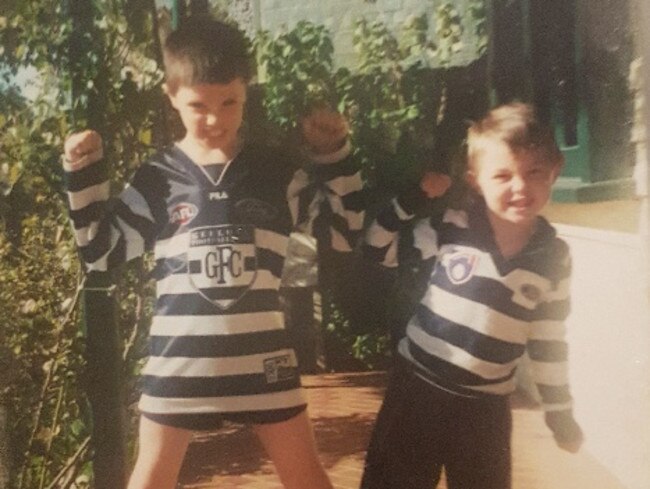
[325,172,363,196]
[73,221,100,247]
[155,269,281,296]
[142,349,297,377]
[413,219,439,260]
[121,184,155,222]
[345,209,364,231]
[68,181,109,211]
[138,388,306,414]
[528,320,566,341]
[392,197,413,221]
[116,216,145,261]
[155,232,189,259]
[330,227,352,252]
[529,360,570,385]
[407,321,519,380]
[422,285,529,345]
[366,221,395,248]
[150,311,284,336]
[465,378,516,395]
[255,228,289,256]
[442,209,468,228]
[86,226,121,272]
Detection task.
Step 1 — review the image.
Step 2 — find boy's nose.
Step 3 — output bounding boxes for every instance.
[511,175,527,191]
[205,113,219,126]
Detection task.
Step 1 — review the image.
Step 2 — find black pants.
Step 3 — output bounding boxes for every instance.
[360,361,512,489]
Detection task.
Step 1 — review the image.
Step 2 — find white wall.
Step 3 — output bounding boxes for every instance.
[555,224,650,489]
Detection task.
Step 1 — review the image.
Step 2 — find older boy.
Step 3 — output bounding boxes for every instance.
[360,103,583,489]
[63,17,363,489]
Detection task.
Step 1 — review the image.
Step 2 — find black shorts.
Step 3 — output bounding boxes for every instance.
[142,404,307,431]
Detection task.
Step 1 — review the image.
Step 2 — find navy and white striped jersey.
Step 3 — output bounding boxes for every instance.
[365,196,579,440]
[64,142,364,416]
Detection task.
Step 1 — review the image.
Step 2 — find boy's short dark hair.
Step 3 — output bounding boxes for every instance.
[163,16,253,93]
[467,102,564,169]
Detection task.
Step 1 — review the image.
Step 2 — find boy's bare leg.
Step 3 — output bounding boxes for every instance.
[127,416,193,489]
[253,409,334,489]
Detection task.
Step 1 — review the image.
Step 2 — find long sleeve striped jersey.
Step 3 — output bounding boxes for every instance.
[364,195,581,442]
[64,142,364,416]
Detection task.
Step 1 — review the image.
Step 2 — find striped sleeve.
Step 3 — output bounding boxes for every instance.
[65,159,166,271]
[363,184,436,268]
[287,140,365,253]
[527,244,582,443]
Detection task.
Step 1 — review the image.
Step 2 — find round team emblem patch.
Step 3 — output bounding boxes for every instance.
[445,252,479,285]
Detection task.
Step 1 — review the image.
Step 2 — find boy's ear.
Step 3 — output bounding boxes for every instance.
[551,160,564,182]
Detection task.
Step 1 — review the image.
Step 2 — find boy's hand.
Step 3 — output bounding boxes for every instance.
[420,171,452,199]
[63,130,103,170]
[301,106,349,155]
[555,432,583,453]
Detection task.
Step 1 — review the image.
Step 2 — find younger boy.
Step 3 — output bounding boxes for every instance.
[360,102,583,489]
[63,17,363,489]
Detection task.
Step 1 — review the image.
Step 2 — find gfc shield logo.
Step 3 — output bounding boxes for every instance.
[188,225,257,309]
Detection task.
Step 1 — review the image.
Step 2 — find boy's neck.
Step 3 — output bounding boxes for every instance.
[487,213,538,259]
[177,137,241,166]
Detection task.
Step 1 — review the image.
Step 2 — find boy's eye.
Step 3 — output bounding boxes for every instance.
[493,173,510,181]
[222,98,238,107]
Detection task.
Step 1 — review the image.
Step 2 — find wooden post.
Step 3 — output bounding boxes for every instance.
[81,272,127,489]
[68,0,126,487]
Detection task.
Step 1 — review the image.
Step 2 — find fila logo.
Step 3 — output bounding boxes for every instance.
[170,203,198,225]
[209,191,229,201]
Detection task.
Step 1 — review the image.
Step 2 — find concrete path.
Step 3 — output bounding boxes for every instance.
[178,372,628,489]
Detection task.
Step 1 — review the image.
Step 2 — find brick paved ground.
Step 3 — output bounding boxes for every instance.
[178,372,627,489]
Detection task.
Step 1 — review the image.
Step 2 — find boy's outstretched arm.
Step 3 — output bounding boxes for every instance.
[527,246,584,453]
[364,172,451,268]
[63,130,166,271]
[287,107,364,253]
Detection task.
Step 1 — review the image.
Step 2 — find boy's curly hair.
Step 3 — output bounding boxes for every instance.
[467,102,564,169]
[163,16,253,93]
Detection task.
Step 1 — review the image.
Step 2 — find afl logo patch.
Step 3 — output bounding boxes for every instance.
[445,252,479,285]
[170,203,198,226]
[234,198,278,224]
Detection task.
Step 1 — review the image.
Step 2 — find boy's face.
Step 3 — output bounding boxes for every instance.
[467,139,561,227]
[166,78,247,154]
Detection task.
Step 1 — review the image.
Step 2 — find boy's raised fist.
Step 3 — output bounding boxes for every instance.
[63,130,103,169]
[301,106,349,156]
[420,171,452,199]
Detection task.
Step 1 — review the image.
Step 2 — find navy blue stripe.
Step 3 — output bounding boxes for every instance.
[78,218,114,264]
[434,273,535,322]
[258,247,284,278]
[362,243,392,263]
[69,201,104,229]
[113,199,157,249]
[142,371,301,398]
[376,205,401,232]
[527,339,568,362]
[156,289,280,316]
[196,285,252,301]
[149,329,290,357]
[341,189,366,212]
[415,304,526,365]
[64,160,109,191]
[408,341,516,387]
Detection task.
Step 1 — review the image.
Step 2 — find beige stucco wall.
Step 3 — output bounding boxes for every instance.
[554,224,650,489]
